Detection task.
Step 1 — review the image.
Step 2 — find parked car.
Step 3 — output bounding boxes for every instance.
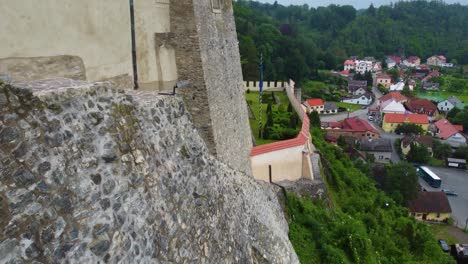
[442,189,458,196]
[438,239,450,252]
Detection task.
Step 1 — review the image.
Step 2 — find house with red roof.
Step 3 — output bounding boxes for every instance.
[427,55,447,66]
[434,118,466,146]
[403,56,421,67]
[375,73,393,88]
[404,98,439,120]
[382,113,428,133]
[400,135,434,156]
[378,92,408,106]
[408,192,451,222]
[344,59,355,71]
[304,98,324,113]
[324,117,380,140]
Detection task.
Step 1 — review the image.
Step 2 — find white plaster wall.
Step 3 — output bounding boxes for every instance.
[251,146,304,182]
[134,0,174,85]
[0,0,133,82]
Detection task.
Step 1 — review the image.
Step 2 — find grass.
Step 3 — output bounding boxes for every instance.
[416,90,468,103]
[429,224,459,245]
[336,102,363,111]
[428,157,444,167]
[245,91,290,145]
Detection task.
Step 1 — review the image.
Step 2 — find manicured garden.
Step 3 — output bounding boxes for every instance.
[245,91,301,145]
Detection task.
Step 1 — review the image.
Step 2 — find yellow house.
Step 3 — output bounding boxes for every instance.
[408,192,451,222]
[400,135,434,156]
[382,113,429,133]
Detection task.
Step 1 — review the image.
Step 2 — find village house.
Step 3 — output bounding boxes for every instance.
[380,100,407,114]
[421,82,440,91]
[382,113,429,133]
[323,102,338,114]
[408,192,451,223]
[404,98,438,120]
[389,81,406,91]
[348,80,368,95]
[378,91,408,106]
[304,98,325,113]
[360,138,392,162]
[343,59,381,74]
[427,55,446,66]
[437,96,462,112]
[385,56,401,69]
[434,118,466,146]
[344,60,355,71]
[324,117,381,140]
[341,93,372,105]
[400,135,433,156]
[403,56,421,67]
[375,73,392,88]
[421,70,440,82]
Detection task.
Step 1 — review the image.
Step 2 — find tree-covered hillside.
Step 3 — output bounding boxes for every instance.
[234,0,468,82]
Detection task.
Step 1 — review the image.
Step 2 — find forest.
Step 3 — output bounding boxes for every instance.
[234,0,468,83]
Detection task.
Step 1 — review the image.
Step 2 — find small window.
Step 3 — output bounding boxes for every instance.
[437,213,440,218]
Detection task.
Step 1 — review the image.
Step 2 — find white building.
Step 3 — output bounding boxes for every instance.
[341,94,372,105]
[389,81,406,91]
[438,96,462,112]
[381,100,407,114]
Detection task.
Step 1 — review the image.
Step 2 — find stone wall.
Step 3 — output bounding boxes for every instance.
[169,0,253,175]
[0,80,298,263]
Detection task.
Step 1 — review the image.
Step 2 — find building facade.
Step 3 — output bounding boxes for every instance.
[0,0,253,175]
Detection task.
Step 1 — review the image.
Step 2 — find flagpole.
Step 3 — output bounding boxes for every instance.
[258,54,264,139]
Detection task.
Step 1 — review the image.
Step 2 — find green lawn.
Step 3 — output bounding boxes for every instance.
[416,90,468,103]
[429,224,460,245]
[336,102,363,111]
[245,91,290,145]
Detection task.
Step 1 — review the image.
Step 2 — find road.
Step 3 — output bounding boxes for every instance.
[321,87,401,162]
[418,166,468,229]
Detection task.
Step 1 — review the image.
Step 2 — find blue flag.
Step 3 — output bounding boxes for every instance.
[259,59,264,93]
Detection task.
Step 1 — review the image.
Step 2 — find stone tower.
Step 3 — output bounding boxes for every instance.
[159,0,253,175]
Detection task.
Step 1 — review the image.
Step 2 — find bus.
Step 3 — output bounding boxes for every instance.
[418,166,441,188]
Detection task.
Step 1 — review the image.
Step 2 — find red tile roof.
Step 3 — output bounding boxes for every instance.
[376,73,392,79]
[250,112,310,156]
[435,118,461,139]
[405,98,438,115]
[384,113,428,124]
[342,117,379,134]
[344,60,355,65]
[408,192,451,213]
[306,98,324,107]
[378,92,408,103]
[389,56,401,64]
[454,125,464,132]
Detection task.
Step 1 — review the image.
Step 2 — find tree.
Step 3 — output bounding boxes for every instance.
[401,85,412,97]
[433,140,452,160]
[407,143,430,163]
[395,124,424,135]
[384,162,419,205]
[309,110,321,128]
[453,145,468,160]
[287,102,293,112]
[446,107,460,120]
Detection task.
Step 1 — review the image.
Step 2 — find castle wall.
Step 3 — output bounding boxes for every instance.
[193,0,253,175]
[0,0,133,85]
[167,0,252,175]
[134,0,178,90]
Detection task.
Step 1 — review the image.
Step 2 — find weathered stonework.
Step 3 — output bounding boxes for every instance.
[0,80,298,263]
[169,0,253,175]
